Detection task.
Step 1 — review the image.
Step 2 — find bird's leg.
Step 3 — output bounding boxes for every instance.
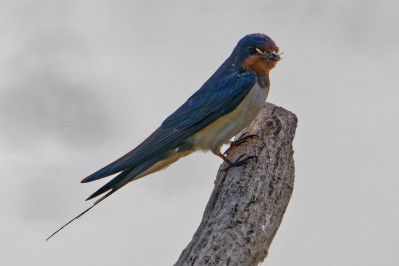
[216,152,257,172]
[223,132,259,155]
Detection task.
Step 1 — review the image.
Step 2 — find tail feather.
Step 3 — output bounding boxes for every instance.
[46,190,114,241]
[80,145,146,183]
[86,151,168,200]
[46,171,132,241]
[85,169,131,200]
[81,158,129,183]
[46,151,171,241]
[81,126,167,183]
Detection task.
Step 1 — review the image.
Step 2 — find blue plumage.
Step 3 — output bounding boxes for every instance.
[47,33,280,240]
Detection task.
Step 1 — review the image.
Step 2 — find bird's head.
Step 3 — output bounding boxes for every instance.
[231,33,281,75]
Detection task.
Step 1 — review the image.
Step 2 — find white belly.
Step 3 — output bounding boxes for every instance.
[193,82,269,152]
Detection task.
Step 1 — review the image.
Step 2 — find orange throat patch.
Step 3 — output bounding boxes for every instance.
[242,56,277,76]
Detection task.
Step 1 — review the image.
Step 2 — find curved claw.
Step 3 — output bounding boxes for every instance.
[236,153,248,161]
[223,132,260,155]
[221,154,258,172]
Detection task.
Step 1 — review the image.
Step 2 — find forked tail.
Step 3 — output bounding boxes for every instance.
[46,152,169,241]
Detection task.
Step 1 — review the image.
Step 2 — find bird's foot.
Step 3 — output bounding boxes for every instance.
[223,132,259,155]
[221,153,258,172]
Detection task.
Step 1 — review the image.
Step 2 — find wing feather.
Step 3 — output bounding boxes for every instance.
[82,69,256,183]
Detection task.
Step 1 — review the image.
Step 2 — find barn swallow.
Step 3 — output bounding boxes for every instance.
[47,33,280,240]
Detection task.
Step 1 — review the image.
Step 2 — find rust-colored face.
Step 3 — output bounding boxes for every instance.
[242,43,280,75]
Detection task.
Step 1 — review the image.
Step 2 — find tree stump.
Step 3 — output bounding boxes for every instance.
[175,103,297,266]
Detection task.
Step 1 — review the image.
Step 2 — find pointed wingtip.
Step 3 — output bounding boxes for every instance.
[81,167,116,183]
[81,173,96,183]
[85,194,94,201]
[81,172,100,183]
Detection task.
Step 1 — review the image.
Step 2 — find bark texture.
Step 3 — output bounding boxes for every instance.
[175,103,297,266]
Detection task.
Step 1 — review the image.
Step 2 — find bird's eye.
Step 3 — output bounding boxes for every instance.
[247,45,256,54]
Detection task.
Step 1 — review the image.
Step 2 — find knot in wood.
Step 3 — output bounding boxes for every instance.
[263,116,281,136]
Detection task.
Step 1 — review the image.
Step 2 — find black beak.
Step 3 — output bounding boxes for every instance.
[255,48,281,62]
[265,51,280,62]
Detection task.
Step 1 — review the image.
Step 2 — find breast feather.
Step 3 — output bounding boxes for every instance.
[193,82,268,151]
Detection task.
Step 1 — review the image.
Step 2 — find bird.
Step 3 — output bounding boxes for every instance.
[47,33,281,240]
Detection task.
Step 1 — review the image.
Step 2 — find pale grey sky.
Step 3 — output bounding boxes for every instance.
[1,0,398,265]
